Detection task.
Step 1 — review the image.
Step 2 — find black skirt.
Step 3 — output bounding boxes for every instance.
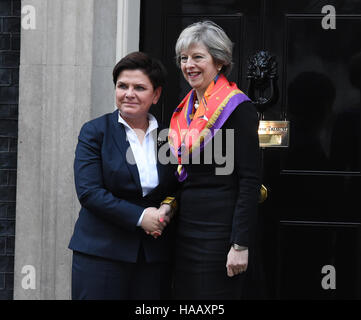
[173,169,244,300]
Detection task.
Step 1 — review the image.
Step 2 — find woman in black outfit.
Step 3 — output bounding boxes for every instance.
[169,21,261,299]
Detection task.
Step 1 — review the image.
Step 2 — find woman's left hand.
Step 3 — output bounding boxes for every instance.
[158,204,174,221]
[226,247,248,277]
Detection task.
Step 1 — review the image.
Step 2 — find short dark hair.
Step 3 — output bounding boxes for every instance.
[112,51,167,89]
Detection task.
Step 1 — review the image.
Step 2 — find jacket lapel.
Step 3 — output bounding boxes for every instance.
[110,110,142,193]
[155,125,170,185]
[155,127,162,183]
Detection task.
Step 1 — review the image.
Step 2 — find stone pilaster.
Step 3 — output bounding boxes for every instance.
[13,0,124,299]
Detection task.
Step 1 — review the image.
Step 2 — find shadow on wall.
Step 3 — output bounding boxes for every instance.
[330,52,361,172]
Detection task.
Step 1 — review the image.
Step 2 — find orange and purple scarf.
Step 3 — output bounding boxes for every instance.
[169,74,250,181]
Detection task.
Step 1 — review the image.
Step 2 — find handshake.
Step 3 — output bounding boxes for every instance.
[140,203,175,239]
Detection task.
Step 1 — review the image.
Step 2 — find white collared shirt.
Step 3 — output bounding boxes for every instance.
[118,112,159,196]
[118,112,159,227]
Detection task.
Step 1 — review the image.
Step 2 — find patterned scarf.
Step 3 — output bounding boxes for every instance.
[169,74,250,181]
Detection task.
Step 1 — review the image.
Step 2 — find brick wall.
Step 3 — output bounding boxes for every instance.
[0,0,20,300]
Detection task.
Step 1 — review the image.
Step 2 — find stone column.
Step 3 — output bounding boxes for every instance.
[13,0,140,299]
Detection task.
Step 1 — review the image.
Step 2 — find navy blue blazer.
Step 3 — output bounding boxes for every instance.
[68,110,178,263]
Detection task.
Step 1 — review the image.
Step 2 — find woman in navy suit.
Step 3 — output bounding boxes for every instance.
[69,52,178,300]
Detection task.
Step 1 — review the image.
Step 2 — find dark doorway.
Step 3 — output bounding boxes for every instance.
[140,0,361,299]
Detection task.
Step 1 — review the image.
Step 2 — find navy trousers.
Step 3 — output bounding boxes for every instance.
[71,248,171,300]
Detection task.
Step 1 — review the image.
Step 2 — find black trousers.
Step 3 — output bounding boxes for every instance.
[71,247,171,300]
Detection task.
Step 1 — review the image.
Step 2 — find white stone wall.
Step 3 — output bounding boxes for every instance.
[14,0,140,299]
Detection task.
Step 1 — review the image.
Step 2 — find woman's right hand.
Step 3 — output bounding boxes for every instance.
[140,207,168,236]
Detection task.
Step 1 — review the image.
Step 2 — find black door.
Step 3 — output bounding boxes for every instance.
[140,0,361,299]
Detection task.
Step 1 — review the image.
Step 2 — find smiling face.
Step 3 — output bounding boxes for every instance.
[115,69,161,123]
[180,42,221,98]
